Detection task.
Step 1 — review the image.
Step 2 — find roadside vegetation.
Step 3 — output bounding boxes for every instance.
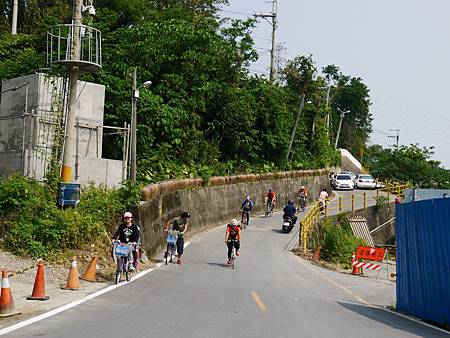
[0,174,141,259]
[308,213,365,269]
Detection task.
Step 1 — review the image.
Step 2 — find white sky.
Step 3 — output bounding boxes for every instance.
[221,0,450,167]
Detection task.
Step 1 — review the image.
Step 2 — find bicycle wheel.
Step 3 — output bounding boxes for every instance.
[231,249,235,270]
[115,257,123,284]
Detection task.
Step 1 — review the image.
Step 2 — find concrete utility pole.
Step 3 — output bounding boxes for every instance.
[286,93,305,162]
[254,0,277,82]
[388,129,400,150]
[334,109,349,149]
[130,67,138,183]
[11,0,18,35]
[325,82,332,136]
[61,0,82,182]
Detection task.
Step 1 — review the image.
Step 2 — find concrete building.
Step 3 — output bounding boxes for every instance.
[0,73,128,186]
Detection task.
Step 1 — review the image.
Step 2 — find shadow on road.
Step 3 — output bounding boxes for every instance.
[337,302,448,337]
[207,262,231,268]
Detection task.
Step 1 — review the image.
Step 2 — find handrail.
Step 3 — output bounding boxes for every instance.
[299,181,411,253]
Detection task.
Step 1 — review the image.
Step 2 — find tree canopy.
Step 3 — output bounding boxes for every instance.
[0,0,373,183]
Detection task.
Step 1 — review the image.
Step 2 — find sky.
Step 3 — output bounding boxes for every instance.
[220,0,450,167]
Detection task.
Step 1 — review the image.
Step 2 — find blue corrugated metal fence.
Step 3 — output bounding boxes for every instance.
[396,198,450,328]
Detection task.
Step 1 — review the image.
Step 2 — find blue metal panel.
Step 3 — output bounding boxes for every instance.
[396,198,450,327]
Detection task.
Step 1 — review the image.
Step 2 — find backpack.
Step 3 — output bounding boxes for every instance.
[228,225,238,239]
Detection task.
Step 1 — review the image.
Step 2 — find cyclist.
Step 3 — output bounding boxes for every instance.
[283,200,298,225]
[225,219,241,265]
[112,211,140,270]
[318,188,329,214]
[265,188,277,212]
[165,211,190,265]
[240,196,254,225]
[298,186,308,210]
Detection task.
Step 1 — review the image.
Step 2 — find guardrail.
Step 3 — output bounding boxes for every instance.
[299,182,411,253]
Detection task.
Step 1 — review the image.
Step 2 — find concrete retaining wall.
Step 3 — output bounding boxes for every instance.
[352,202,396,245]
[138,170,330,257]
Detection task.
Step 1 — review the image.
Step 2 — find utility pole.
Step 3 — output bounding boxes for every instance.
[286,93,305,162]
[11,0,18,35]
[61,0,82,182]
[254,0,277,82]
[335,109,349,149]
[325,82,332,136]
[130,67,138,183]
[388,129,400,150]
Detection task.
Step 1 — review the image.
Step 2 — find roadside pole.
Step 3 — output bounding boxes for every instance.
[61,0,82,182]
[130,67,138,183]
[286,93,305,162]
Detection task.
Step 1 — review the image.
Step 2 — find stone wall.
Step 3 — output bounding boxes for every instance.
[138,170,330,257]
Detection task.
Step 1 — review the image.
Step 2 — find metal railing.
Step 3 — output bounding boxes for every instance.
[299,181,411,253]
[47,24,102,72]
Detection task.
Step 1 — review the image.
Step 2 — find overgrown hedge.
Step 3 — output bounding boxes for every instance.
[310,213,365,267]
[0,173,140,258]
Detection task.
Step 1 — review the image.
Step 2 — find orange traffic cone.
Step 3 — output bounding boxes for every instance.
[351,253,361,276]
[65,258,81,290]
[27,260,49,301]
[0,270,21,317]
[82,256,97,282]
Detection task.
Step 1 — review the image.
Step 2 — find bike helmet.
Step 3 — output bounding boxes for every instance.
[288,200,294,205]
[181,211,191,218]
[268,188,272,192]
[231,219,239,226]
[123,211,133,219]
[246,195,250,200]
[301,186,305,189]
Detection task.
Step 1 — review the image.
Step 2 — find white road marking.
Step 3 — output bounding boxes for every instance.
[0,242,191,336]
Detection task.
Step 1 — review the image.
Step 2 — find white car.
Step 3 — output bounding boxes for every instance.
[355,174,377,189]
[333,174,355,190]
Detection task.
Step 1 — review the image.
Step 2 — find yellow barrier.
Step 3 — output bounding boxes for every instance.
[299,181,411,253]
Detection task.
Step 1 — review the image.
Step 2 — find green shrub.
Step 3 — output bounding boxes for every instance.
[0,174,140,258]
[313,214,365,268]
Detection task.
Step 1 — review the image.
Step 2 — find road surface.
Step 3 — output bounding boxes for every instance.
[2,192,447,338]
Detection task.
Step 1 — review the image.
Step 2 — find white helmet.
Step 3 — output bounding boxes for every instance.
[301,186,305,189]
[231,219,239,226]
[123,211,133,219]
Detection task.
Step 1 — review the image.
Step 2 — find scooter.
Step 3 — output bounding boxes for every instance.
[282,216,294,233]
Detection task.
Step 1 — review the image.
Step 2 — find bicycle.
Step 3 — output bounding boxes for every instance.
[113,242,135,284]
[265,200,274,217]
[165,230,179,265]
[241,210,249,229]
[228,240,237,270]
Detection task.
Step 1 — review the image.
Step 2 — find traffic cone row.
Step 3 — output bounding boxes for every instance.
[0,255,99,316]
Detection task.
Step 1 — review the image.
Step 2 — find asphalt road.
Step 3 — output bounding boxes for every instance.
[3,196,448,338]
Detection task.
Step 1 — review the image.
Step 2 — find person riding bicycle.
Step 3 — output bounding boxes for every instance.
[225,219,241,265]
[265,188,277,210]
[297,186,308,210]
[318,188,329,214]
[165,211,190,265]
[283,200,298,225]
[240,196,254,225]
[112,211,140,270]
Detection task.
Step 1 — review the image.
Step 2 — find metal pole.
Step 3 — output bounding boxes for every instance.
[12,0,18,35]
[130,67,138,183]
[351,194,354,211]
[363,192,367,209]
[339,196,342,212]
[334,110,347,149]
[61,0,82,182]
[286,93,305,162]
